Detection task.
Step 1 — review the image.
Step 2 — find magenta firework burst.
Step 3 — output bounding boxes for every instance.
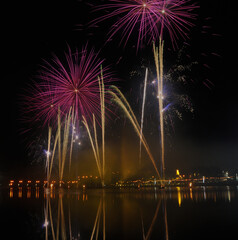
[25,46,114,126]
[91,0,198,49]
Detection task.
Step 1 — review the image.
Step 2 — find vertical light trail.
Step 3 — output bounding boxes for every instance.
[93,114,100,167]
[90,199,102,240]
[103,190,106,240]
[49,131,59,182]
[139,68,148,164]
[109,87,161,179]
[60,108,72,181]
[153,40,165,181]
[46,127,52,188]
[57,107,62,183]
[99,66,105,186]
[69,107,76,172]
[48,198,56,240]
[144,199,161,240]
[82,115,102,182]
[44,197,49,240]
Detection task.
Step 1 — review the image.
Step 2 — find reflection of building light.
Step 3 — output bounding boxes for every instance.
[177,187,181,207]
[18,187,23,198]
[227,186,231,202]
[203,186,206,200]
[27,187,31,198]
[189,188,193,200]
[36,187,40,198]
[189,182,193,188]
[9,188,13,198]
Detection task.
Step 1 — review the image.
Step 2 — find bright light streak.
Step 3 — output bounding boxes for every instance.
[45,150,51,156]
[139,68,148,164]
[43,221,49,228]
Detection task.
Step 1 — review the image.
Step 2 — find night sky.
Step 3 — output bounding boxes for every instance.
[1,0,238,178]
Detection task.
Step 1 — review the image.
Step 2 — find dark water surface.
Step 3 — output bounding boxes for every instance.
[0,186,238,239]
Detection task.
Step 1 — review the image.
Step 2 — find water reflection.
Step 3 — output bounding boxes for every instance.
[6,186,238,239]
[9,187,13,198]
[42,190,172,240]
[36,187,40,198]
[9,186,237,203]
[176,187,181,207]
[44,190,107,240]
[27,187,31,198]
[18,187,22,198]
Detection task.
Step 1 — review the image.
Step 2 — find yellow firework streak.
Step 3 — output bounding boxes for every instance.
[109,87,161,179]
[153,40,165,180]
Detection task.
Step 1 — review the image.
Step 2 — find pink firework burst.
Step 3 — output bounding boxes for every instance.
[25,46,114,126]
[90,0,198,49]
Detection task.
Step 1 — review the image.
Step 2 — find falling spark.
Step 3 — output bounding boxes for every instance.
[82,68,106,186]
[60,108,72,181]
[109,86,161,179]
[24,46,114,127]
[139,68,148,164]
[82,115,102,182]
[153,40,165,180]
[90,0,198,49]
[69,108,76,171]
[99,67,106,186]
[46,127,52,188]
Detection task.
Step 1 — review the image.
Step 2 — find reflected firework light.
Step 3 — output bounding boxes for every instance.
[90,0,198,49]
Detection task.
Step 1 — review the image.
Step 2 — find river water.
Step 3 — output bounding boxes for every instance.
[0,186,237,239]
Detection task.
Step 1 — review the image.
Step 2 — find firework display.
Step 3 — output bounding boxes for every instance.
[22,0,198,184]
[91,0,197,49]
[2,0,234,239]
[25,46,114,126]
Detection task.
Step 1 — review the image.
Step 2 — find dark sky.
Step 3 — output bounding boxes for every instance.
[1,0,238,177]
